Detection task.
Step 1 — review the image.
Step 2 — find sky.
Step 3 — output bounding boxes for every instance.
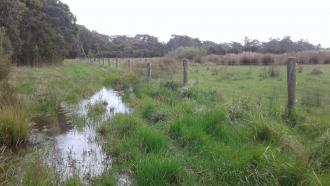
[61,0,330,47]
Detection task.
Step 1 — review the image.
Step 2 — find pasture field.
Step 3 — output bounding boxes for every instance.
[1,60,329,185]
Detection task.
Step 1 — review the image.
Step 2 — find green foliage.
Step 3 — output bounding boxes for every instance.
[0,0,77,65]
[168,46,207,62]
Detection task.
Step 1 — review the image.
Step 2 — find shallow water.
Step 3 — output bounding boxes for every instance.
[77,87,129,118]
[34,88,130,184]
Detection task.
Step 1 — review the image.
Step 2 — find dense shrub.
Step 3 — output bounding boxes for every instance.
[261,55,275,65]
[309,56,319,64]
[168,47,207,62]
[200,50,330,65]
[324,57,330,64]
[239,53,261,65]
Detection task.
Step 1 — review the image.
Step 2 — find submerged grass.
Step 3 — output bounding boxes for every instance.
[87,102,107,119]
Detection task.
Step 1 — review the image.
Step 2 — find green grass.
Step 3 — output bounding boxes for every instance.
[98,63,330,185]
[0,105,30,146]
[136,156,183,186]
[2,60,330,185]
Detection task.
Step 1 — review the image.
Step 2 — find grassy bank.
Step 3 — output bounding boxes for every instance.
[97,62,330,185]
[2,60,330,185]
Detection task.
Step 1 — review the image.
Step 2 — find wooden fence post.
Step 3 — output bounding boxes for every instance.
[287,57,296,111]
[128,59,131,71]
[183,59,189,85]
[147,63,152,80]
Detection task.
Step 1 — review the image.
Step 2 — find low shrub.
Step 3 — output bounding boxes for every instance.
[239,53,260,65]
[310,68,323,75]
[168,47,207,62]
[201,54,221,64]
[261,55,275,65]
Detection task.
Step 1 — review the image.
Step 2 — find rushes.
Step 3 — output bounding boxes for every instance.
[0,56,30,148]
[0,105,30,147]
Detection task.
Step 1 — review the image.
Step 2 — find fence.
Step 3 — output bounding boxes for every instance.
[76,56,330,112]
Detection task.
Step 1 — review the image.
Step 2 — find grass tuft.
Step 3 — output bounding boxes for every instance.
[0,105,30,147]
[136,156,183,186]
[138,127,167,153]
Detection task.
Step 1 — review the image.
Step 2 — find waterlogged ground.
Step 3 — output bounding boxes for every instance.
[30,87,129,184]
[4,62,330,185]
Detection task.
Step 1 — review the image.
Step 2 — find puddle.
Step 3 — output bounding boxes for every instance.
[118,174,132,186]
[77,87,129,119]
[32,88,130,184]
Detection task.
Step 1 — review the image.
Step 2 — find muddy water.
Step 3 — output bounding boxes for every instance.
[32,88,129,184]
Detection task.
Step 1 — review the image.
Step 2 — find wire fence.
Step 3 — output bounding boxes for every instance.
[75,57,330,109]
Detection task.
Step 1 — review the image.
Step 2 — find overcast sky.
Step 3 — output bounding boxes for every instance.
[61,0,330,47]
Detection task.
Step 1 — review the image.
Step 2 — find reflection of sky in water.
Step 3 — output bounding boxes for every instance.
[46,88,129,183]
[77,87,130,117]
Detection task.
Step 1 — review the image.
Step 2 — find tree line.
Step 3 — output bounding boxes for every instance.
[0,0,322,66]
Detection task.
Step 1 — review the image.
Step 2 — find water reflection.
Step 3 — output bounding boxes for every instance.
[45,88,129,183]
